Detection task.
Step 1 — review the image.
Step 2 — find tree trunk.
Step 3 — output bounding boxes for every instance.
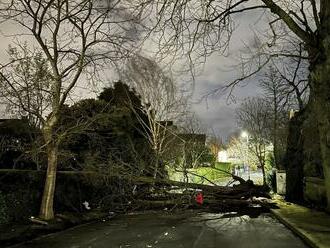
[39,141,58,220]
[39,121,59,220]
[261,162,266,186]
[309,3,330,208]
[311,55,330,212]
[273,97,280,169]
[284,109,305,202]
[153,151,159,179]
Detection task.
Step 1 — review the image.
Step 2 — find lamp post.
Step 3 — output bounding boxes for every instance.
[241,131,250,180]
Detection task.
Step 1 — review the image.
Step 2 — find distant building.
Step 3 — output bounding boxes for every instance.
[161,130,208,168]
[177,133,206,146]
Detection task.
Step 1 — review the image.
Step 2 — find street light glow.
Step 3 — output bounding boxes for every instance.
[241,131,248,138]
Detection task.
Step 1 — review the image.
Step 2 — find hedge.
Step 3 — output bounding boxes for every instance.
[0,169,128,224]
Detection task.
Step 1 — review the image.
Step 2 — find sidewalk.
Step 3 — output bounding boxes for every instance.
[271,198,330,248]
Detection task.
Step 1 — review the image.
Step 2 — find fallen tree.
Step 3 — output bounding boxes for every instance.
[57,169,272,213]
[104,172,272,214]
[0,169,271,222]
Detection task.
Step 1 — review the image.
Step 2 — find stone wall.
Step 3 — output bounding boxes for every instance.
[303,177,326,207]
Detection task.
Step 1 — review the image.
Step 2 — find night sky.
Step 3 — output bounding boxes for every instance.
[0,8,268,141]
[188,9,267,140]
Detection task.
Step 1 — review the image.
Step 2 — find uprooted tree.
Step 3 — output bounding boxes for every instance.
[0,0,148,220]
[152,0,330,211]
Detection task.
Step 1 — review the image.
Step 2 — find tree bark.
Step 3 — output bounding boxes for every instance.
[273,90,280,169]
[308,0,330,210]
[284,109,305,202]
[39,119,59,220]
[311,54,330,211]
[261,162,266,186]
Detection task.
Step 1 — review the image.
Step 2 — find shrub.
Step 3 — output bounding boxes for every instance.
[0,191,9,224]
[0,170,135,223]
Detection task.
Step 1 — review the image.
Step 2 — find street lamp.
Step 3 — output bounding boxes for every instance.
[241,131,248,140]
[241,131,250,180]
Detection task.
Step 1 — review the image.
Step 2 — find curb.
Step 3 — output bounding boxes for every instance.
[271,209,318,248]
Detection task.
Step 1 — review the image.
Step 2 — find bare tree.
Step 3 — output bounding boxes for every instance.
[180,113,206,134]
[256,37,310,111]
[121,54,190,122]
[259,66,290,169]
[132,108,175,178]
[207,133,224,160]
[259,50,309,167]
[236,97,272,185]
[120,55,190,178]
[226,135,260,173]
[179,113,208,168]
[0,0,147,220]
[153,0,330,211]
[0,44,52,128]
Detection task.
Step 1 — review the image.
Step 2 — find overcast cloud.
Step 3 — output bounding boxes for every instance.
[0,7,269,141]
[188,9,268,140]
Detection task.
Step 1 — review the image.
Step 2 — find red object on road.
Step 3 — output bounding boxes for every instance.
[195,192,204,205]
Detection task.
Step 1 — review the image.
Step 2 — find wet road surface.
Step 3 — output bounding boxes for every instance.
[10,211,309,248]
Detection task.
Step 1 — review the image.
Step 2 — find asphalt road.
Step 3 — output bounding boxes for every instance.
[9,211,308,248]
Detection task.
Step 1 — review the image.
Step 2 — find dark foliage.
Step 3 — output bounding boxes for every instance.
[0,119,40,169]
[0,170,133,224]
[57,82,158,176]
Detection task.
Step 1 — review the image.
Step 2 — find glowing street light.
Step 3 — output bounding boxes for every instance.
[241,131,248,140]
